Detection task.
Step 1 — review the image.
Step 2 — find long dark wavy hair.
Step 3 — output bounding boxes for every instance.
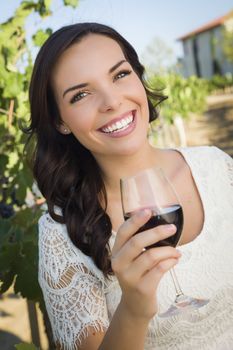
[27,22,166,276]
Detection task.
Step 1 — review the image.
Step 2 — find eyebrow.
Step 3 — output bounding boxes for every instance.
[62,59,127,98]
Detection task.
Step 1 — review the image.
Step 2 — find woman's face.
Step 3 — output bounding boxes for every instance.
[52,34,150,159]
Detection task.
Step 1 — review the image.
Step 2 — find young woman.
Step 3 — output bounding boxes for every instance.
[28,23,233,349]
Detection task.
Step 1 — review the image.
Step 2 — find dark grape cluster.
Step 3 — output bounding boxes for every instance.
[0,202,15,218]
[0,176,19,218]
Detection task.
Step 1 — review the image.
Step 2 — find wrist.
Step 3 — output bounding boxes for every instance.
[118,298,153,325]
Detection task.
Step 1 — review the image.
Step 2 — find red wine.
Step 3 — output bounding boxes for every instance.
[124,205,183,249]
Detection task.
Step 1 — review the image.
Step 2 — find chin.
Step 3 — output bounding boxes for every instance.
[114,138,149,157]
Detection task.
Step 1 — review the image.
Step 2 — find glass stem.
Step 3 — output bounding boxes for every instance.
[169,268,184,298]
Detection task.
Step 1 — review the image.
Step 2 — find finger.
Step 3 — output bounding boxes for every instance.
[132,246,181,279]
[143,257,180,288]
[112,209,151,255]
[120,247,181,284]
[112,224,177,269]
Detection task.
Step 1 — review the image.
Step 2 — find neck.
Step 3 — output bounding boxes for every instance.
[94,142,164,198]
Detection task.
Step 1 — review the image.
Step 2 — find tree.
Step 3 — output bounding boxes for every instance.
[148,73,208,148]
[222,10,233,63]
[141,37,175,75]
[0,0,79,347]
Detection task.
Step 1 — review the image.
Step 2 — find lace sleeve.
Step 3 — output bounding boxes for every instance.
[38,214,109,350]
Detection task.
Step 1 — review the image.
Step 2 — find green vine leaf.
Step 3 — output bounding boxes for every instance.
[0,241,21,273]
[0,154,8,172]
[35,0,52,17]
[64,0,79,8]
[0,270,15,294]
[2,73,24,98]
[14,241,42,300]
[0,219,12,246]
[33,28,52,47]
[15,343,39,350]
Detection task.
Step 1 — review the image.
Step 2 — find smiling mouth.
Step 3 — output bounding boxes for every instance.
[99,111,135,134]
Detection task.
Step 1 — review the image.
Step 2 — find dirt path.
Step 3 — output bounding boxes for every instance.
[0,289,48,350]
[184,94,233,157]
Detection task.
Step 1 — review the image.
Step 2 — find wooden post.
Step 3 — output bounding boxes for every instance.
[8,99,14,129]
[26,300,41,348]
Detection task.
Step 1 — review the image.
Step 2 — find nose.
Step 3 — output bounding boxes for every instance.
[98,86,122,113]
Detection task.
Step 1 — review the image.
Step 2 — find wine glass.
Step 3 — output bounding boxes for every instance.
[120,166,209,317]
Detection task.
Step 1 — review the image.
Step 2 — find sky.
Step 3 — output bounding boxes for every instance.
[1,0,233,60]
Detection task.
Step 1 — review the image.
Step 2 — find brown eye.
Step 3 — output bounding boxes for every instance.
[70,91,88,104]
[114,70,132,81]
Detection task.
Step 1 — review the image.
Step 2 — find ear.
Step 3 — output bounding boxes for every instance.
[57,123,71,135]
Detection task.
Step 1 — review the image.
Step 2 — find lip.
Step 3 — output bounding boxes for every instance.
[98,110,137,138]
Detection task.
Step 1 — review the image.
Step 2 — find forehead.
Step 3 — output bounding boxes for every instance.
[53,34,125,76]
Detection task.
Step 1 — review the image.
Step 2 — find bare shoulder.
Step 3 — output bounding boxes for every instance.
[55,330,105,350]
[160,148,189,181]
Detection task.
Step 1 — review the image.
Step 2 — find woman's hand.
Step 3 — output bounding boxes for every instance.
[111,209,181,320]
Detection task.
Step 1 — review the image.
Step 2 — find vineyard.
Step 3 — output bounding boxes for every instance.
[0,1,233,349]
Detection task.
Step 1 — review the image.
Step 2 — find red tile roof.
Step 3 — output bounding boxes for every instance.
[177,11,232,41]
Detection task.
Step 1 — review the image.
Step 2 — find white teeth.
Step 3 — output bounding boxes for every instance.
[101,114,133,133]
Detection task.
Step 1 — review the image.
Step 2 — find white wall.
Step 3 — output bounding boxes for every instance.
[182,39,196,77]
[181,25,233,78]
[213,27,233,75]
[197,31,213,78]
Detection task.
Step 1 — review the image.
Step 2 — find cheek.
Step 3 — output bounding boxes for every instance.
[60,104,93,132]
[129,78,149,107]
[133,85,150,121]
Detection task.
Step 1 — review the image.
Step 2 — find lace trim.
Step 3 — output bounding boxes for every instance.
[54,312,109,350]
[54,319,108,350]
[146,286,233,349]
[38,215,109,349]
[226,157,233,187]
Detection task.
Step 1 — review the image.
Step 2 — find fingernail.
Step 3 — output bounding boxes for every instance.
[138,209,151,217]
[166,224,176,232]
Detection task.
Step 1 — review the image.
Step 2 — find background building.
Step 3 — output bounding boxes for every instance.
[178,11,233,78]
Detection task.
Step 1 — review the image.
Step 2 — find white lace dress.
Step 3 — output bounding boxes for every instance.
[38,146,233,350]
